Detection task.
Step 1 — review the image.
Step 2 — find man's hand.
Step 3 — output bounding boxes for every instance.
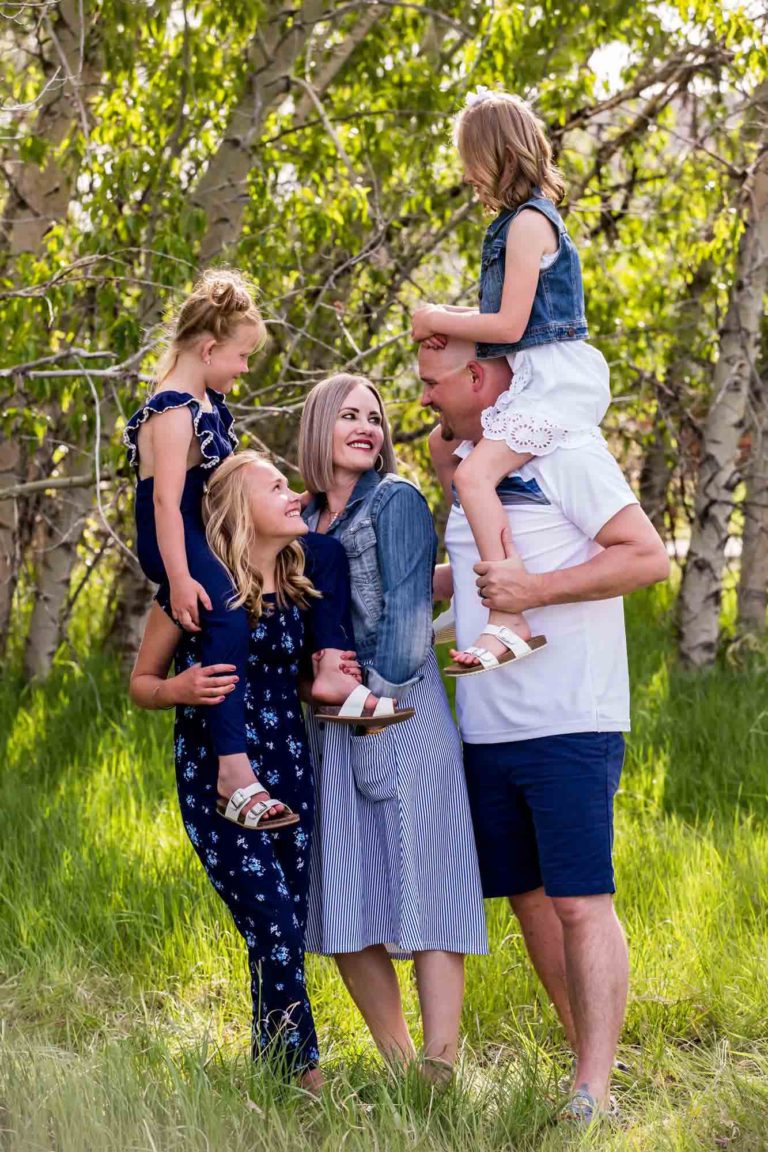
[476,506,670,612]
[169,662,239,706]
[475,529,540,613]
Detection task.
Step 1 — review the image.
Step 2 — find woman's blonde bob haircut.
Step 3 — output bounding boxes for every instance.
[298,374,398,495]
[203,450,319,620]
[455,92,565,213]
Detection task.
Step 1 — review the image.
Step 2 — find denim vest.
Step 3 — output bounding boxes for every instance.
[477,193,588,359]
[303,470,436,695]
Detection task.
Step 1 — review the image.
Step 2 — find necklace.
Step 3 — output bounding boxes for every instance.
[327,505,345,526]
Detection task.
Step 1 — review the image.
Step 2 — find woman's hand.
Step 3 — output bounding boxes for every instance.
[167,662,239,706]
[170,576,212,631]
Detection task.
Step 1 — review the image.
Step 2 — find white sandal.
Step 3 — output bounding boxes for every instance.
[314,683,414,729]
[444,623,547,678]
[432,599,456,645]
[216,781,300,831]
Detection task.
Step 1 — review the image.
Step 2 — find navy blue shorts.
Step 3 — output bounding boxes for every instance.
[462,733,625,899]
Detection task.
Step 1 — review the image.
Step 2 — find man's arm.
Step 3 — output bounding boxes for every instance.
[475,504,670,613]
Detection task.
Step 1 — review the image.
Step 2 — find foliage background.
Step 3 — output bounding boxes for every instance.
[2,2,768,1148]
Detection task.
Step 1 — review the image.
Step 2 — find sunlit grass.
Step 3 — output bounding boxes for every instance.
[2,583,768,1149]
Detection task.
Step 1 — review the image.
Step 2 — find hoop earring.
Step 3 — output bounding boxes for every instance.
[375,454,385,473]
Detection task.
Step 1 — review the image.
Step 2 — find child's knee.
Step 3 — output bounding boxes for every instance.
[453,455,478,497]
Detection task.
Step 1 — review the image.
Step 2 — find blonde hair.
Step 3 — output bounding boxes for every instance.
[203,450,319,620]
[298,374,398,494]
[154,268,266,387]
[455,92,565,212]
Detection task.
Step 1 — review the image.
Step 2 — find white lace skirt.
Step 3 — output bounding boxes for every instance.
[481,341,610,455]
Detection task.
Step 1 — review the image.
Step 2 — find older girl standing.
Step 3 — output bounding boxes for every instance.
[299,374,487,1078]
[130,451,354,1090]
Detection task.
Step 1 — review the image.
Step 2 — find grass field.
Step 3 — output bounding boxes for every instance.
[2,581,768,1150]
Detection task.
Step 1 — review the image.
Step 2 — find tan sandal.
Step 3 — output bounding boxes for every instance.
[216,782,299,831]
[444,623,547,678]
[314,683,414,729]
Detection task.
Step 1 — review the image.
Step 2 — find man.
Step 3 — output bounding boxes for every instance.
[419,337,669,1123]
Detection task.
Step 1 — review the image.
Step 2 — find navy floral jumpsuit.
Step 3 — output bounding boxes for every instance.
[126,393,355,1070]
[173,537,349,1073]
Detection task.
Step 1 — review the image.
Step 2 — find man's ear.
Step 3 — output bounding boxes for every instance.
[467,359,484,390]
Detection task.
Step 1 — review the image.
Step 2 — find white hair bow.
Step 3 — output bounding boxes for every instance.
[465,86,493,107]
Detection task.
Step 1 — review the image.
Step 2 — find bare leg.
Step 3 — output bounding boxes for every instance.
[334,946,416,1065]
[451,441,535,666]
[413,950,465,1080]
[217,753,284,820]
[551,894,628,1107]
[509,888,577,1049]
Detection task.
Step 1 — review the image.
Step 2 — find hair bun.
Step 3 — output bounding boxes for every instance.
[204,271,251,314]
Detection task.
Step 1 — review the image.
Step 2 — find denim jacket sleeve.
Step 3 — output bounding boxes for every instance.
[365,483,437,698]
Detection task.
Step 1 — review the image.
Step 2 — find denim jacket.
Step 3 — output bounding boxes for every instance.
[303,470,436,697]
[477,192,589,359]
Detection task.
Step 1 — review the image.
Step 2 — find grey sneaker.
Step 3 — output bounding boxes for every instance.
[558,1057,631,1094]
[561,1088,619,1126]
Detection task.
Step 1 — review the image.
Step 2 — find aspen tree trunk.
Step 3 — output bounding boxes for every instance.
[639,419,673,536]
[638,257,714,537]
[1,1,102,665]
[737,367,768,633]
[105,554,153,670]
[23,469,93,679]
[0,0,101,259]
[678,89,768,667]
[191,0,326,266]
[0,436,23,653]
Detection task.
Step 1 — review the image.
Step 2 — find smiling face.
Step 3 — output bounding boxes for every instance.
[204,320,264,394]
[418,341,479,440]
[418,340,512,441]
[330,382,386,476]
[246,459,307,543]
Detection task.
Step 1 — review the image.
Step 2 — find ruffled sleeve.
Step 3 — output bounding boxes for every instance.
[208,388,238,450]
[123,390,235,472]
[123,391,200,472]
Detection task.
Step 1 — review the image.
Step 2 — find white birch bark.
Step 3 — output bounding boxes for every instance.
[737,366,768,634]
[23,460,94,679]
[192,0,326,266]
[1,1,101,660]
[0,0,101,258]
[105,554,154,671]
[0,435,23,653]
[678,87,768,667]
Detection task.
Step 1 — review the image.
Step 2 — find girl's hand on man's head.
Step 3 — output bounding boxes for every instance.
[411,305,447,343]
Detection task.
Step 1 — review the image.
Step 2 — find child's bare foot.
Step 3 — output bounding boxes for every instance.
[311,648,380,716]
[311,650,414,731]
[449,610,531,667]
[217,753,283,821]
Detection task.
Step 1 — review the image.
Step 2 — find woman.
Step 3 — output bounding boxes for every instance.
[130,450,355,1091]
[299,373,487,1078]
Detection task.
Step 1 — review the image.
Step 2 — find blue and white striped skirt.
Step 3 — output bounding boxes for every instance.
[305,651,488,958]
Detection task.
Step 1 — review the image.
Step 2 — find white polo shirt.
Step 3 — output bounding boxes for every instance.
[445,438,638,745]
